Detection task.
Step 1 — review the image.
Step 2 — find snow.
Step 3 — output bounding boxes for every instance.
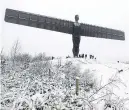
[1,58,129,110]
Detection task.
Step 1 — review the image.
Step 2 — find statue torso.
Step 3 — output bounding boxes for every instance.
[72,22,81,37]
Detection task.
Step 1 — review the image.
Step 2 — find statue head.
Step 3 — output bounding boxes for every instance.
[75,15,79,22]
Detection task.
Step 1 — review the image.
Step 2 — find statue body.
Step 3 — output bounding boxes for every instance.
[72,15,81,57]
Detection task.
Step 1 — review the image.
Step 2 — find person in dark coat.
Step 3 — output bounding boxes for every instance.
[52,56,55,60]
[90,55,92,59]
[82,54,84,58]
[79,54,82,58]
[85,54,87,59]
[66,55,70,58]
[72,15,81,57]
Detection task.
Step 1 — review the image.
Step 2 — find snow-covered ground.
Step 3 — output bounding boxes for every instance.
[52,58,129,97]
[1,58,129,110]
[52,58,129,109]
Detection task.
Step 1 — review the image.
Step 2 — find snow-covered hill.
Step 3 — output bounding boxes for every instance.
[52,58,129,97]
[1,58,129,110]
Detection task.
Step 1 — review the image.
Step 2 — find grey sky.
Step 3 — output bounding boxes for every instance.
[0,0,129,61]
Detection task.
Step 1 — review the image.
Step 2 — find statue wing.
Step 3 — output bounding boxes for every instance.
[80,23,125,40]
[5,8,74,34]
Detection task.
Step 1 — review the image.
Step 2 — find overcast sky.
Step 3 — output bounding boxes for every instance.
[0,0,129,61]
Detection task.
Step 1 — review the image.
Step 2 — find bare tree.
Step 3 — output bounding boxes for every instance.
[10,39,21,65]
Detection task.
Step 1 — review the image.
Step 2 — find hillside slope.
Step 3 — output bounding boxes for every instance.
[1,58,129,110]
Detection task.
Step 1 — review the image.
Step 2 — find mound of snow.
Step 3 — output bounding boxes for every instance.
[52,58,129,98]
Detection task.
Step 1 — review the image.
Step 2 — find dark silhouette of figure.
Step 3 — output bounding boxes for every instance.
[79,54,84,58]
[118,69,123,73]
[82,54,84,58]
[85,54,87,59]
[72,15,81,57]
[90,55,92,59]
[52,56,55,60]
[89,55,93,59]
[66,55,70,58]
[90,55,95,59]
[79,54,82,58]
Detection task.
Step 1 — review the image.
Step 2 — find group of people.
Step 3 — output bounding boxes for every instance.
[66,54,97,60]
[50,54,97,60]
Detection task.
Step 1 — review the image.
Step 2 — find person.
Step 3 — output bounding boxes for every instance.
[90,55,92,59]
[82,54,84,58]
[72,15,81,57]
[51,56,55,60]
[85,54,87,59]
